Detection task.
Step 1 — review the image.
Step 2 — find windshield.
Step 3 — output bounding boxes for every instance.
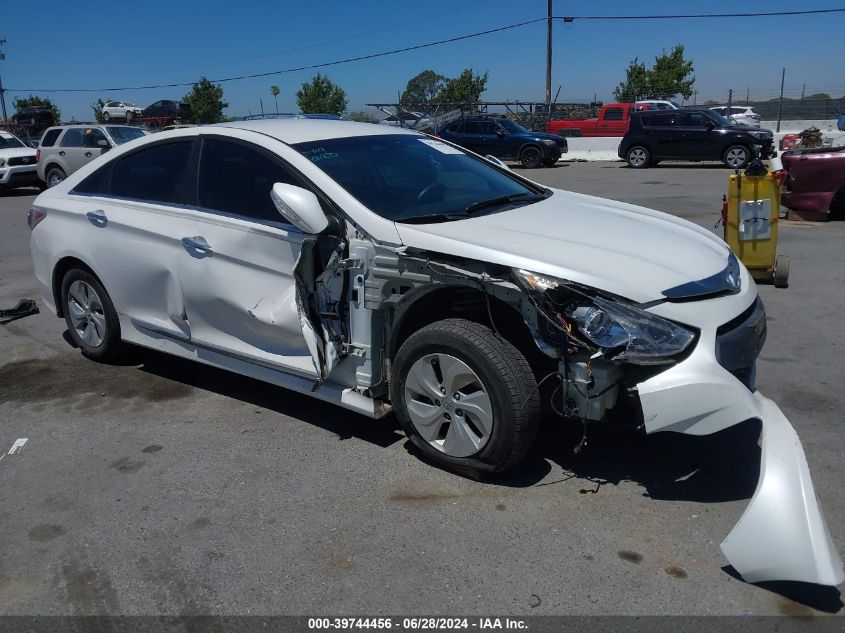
[706,109,731,126]
[105,126,146,144]
[292,134,544,223]
[0,133,26,149]
[497,119,528,133]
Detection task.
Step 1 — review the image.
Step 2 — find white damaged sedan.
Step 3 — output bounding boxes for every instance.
[27,120,843,586]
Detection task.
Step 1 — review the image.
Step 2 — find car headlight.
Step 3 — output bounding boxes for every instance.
[747,131,770,140]
[540,139,557,146]
[514,269,696,364]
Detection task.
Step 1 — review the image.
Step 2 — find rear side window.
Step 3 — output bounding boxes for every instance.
[110,141,193,204]
[447,122,463,133]
[641,113,678,127]
[40,129,61,147]
[603,108,624,121]
[463,121,482,134]
[73,164,112,196]
[680,113,709,127]
[197,138,301,224]
[60,129,84,147]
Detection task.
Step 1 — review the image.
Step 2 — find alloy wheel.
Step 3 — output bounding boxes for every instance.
[725,147,748,168]
[404,353,493,457]
[628,147,648,167]
[67,280,107,348]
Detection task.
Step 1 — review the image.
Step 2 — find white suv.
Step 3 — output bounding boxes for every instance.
[102,101,143,121]
[709,105,761,127]
[0,130,40,190]
[26,120,843,587]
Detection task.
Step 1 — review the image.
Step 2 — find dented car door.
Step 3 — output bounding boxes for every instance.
[177,137,323,378]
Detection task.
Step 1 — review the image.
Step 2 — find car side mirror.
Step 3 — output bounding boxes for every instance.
[270,183,329,233]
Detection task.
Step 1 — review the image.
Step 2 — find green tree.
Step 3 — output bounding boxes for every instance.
[270,85,280,113]
[613,45,695,102]
[806,93,831,100]
[91,98,106,123]
[437,69,489,103]
[296,74,347,115]
[347,110,378,124]
[183,77,228,124]
[613,58,649,102]
[703,99,720,106]
[401,70,446,105]
[13,95,61,124]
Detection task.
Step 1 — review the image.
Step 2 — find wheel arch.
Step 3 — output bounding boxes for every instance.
[52,256,99,318]
[518,142,543,158]
[387,285,548,375]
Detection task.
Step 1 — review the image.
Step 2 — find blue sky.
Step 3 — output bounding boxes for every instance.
[2,0,844,121]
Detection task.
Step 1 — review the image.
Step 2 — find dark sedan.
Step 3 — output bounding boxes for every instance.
[438,118,567,168]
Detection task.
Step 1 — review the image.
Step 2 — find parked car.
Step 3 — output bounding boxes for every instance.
[25,119,844,587]
[438,117,567,168]
[0,130,41,190]
[102,101,143,121]
[143,100,192,121]
[619,109,774,169]
[635,100,680,110]
[36,124,148,187]
[780,146,845,220]
[11,106,56,134]
[708,105,761,127]
[546,102,639,137]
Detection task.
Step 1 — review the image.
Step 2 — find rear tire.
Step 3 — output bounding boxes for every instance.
[520,146,543,169]
[61,269,124,362]
[391,318,541,475]
[626,146,650,168]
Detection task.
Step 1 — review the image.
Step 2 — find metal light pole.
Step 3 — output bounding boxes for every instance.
[0,37,7,121]
[776,67,786,133]
[545,0,552,111]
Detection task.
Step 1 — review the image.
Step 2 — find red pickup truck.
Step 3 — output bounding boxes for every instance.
[546,103,640,137]
[780,146,845,220]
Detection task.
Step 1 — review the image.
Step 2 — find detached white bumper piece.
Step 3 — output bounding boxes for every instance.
[721,392,844,586]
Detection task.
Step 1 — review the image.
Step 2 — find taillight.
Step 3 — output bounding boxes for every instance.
[27,208,47,230]
[36,149,41,162]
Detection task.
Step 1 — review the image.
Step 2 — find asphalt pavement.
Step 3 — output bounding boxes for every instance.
[0,162,843,617]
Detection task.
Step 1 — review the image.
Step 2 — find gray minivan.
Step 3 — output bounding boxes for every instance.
[37,125,147,187]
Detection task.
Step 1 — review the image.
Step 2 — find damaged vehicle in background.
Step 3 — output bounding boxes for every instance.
[27,120,843,587]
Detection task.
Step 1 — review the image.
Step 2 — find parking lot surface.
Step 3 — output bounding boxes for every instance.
[1,162,843,616]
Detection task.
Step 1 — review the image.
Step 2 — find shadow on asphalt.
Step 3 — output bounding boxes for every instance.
[0,186,41,197]
[722,565,844,614]
[123,344,405,449]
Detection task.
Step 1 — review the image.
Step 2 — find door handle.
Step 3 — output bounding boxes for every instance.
[181,236,213,256]
[86,210,107,227]
[84,151,93,157]
[59,151,66,156]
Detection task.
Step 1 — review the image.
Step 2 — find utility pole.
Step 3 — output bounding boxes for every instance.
[545,0,552,111]
[693,90,698,106]
[777,67,786,133]
[746,86,750,103]
[0,37,7,122]
[727,88,733,122]
[801,83,805,101]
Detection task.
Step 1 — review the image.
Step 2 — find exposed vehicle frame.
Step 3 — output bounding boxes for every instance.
[28,121,844,587]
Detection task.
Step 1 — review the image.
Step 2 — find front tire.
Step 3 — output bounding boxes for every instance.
[626,145,650,168]
[102,111,111,121]
[391,318,541,474]
[520,146,543,169]
[723,145,750,169]
[61,269,123,361]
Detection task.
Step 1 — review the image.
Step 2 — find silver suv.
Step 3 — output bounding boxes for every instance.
[37,124,147,187]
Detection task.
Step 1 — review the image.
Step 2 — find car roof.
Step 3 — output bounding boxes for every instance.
[211,118,420,144]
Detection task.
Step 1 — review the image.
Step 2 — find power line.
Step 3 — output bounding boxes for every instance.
[7,8,845,93]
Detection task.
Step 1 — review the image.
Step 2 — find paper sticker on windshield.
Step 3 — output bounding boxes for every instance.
[418,139,463,154]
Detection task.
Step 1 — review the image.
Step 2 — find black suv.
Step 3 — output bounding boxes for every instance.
[438,117,567,168]
[618,109,774,169]
[12,106,57,134]
[142,100,193,121]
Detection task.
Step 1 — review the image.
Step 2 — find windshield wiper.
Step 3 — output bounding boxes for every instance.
[398,212,471,224]
[464,192,545,215]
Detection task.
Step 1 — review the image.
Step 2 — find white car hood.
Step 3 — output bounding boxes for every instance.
[0,147,37,160]
[394,188,730,303]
